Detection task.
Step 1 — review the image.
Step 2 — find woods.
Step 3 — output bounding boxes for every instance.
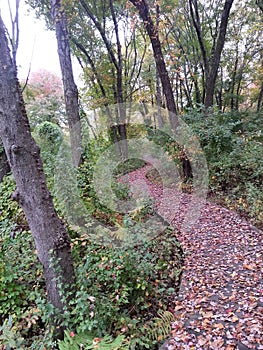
[0,0,262,349]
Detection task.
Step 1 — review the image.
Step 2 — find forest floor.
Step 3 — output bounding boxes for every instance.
[122,165,263,350]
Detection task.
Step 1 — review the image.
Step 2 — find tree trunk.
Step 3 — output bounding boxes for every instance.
[51,0,82,167]
[110,0,128,159]
[129,0,192,180]
[189,0,234,108]
[129,0,178,131]
[204,0,234,108]
[230,49,239,110]
[257,81,263,112]
[79,0,128,159]
[0,14,75,331]
[72,39,122,158]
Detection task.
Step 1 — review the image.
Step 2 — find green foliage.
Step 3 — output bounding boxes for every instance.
[0,316,25,350]
[58,331,128,350]
[76,139,145,227]
[0,175,24,230]
[0,176,45,343]
[35,226,182,349]
[37,121,63,146]
[113,158,147,177]
[0,226,44,323]
[0,315,55,350]
[184,108,263,228]
[145,311,174,343]
[35,121,63,184]
[0,131,183,349]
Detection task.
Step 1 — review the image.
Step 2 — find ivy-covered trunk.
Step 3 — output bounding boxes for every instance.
[0,14,75,329]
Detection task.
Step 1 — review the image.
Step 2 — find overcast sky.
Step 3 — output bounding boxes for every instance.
[0,0,80,81]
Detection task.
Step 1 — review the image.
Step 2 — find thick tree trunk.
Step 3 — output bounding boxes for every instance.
[51,0,82,167]
[0,14,75,327]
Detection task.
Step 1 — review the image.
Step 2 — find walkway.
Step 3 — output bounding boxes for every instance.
[124,166,263,350]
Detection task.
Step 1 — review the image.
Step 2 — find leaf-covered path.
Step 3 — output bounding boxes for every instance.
[124,166,263,350]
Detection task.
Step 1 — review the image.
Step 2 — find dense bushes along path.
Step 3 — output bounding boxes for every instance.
[123,165,263,350]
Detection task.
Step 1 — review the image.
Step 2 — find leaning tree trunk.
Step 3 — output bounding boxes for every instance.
[129,0,178,131]
[129,0,192,180]
[51,0,82,167]
[0,14,75,330]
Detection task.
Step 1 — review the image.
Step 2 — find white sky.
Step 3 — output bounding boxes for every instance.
[0,0,81,82]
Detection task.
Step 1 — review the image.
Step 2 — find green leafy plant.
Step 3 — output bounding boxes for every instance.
[44,224,183,349]
[183,108,263,229]
[146,311,174,342]
[0,316,25,350]
[58,331,128,350]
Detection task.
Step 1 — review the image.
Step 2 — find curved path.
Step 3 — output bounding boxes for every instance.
[123,166,263,350]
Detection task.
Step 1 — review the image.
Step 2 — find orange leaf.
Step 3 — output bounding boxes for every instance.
[214,323,225,329]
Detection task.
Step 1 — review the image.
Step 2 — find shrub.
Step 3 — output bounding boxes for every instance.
[183,108,263,228]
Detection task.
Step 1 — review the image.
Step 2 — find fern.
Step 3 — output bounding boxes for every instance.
[58,331,128,350]
[146,311,175,342]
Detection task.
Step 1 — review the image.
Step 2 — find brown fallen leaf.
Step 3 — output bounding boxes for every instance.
[202,311,213,318]
[198,336,208,346]
[243,263,254,270]
[214,323,225,329]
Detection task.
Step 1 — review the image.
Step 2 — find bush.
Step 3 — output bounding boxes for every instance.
[183,107,263,228]
[0,135,183,349]
[35,225,183,349]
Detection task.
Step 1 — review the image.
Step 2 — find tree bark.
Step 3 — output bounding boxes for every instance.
[109,0,128,159]
[79,0,128,159]
[257,81,263,112]
[129,0,192,180]
[0,14,75,329]
[129,0,178,131]
[204,0,234,108]
[230,48,239,110]
[189,0,234,108]
[51,0,82,167]
[72,39,122,158]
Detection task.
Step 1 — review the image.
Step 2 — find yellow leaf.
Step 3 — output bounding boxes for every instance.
[232,315,239,322]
